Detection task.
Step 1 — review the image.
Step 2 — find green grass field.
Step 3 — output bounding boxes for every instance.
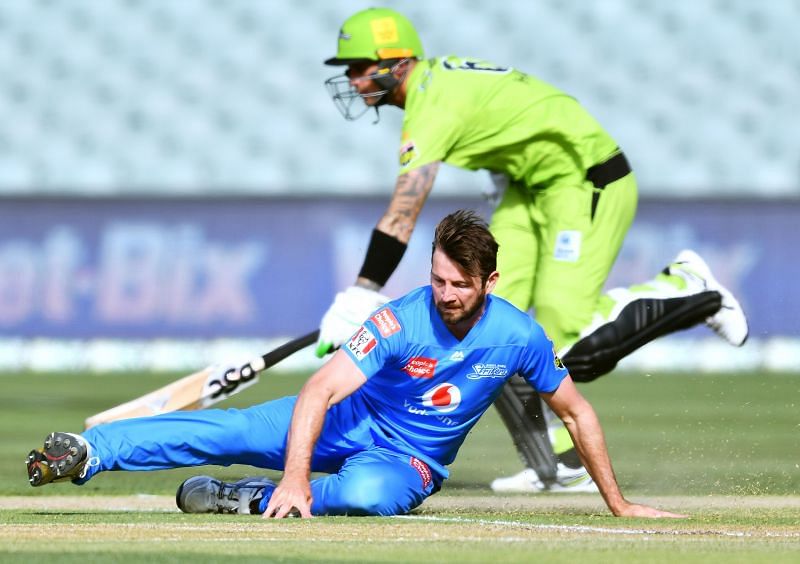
[2,370,798,562]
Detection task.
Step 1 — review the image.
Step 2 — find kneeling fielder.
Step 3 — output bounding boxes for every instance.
[26,210,683,520]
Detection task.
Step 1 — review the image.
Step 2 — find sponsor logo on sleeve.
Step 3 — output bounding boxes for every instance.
[346,326,377,361]
[399,140,417,168]
[402,356,438,379]
[553,349,565,370]
[371,308,401,338]
[466,363,508,379]
[421,383,461,413]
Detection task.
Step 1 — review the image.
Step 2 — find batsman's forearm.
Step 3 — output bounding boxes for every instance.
[376,162,439,244]
[354,163,439,289]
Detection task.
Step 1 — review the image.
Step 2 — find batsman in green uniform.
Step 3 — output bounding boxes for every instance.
[316,7,749,493]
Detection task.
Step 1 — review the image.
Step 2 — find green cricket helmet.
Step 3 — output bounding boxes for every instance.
[324,8,424,121]
[324,7,424,66]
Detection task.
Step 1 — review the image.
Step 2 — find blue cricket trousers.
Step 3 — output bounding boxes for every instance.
[80,396,437,516]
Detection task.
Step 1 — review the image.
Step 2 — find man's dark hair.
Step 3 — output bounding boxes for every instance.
[432,209,498,283]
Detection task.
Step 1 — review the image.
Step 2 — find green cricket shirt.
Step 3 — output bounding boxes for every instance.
[399,56,619,189]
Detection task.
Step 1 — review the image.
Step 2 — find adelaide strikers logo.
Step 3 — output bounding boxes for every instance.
[466,363,508,380]
[421,383,461,414]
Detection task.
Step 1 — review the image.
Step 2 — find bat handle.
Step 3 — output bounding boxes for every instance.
[256,330,320,371]
[214,330,320,399]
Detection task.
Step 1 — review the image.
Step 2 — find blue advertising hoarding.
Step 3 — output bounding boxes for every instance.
[0,197,796,339]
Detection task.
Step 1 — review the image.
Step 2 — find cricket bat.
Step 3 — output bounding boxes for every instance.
[84,330,319,429]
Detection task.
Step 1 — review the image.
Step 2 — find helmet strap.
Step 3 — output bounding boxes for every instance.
[373,58,402,92]
[371,58,410,106]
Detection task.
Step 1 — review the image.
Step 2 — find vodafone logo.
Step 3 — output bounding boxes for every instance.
[421,383,461,414]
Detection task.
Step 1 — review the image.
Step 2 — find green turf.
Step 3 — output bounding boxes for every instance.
[1,369,798,561]
[1,506,798,563]
[2,370,799,496]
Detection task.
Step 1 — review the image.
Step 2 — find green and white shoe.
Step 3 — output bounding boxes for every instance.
[490,468,546,493]
[547,463,599,493]
[490,464,598,494]
[670,249,749,346]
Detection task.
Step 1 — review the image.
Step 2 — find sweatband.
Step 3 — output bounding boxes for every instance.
[357,229,408,287]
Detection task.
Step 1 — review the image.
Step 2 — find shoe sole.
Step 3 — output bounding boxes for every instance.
[26,432,87,487]
[26,449,54,487]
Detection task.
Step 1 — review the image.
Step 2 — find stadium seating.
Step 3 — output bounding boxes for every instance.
[0,0,796,196]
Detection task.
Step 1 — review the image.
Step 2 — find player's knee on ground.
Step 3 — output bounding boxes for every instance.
[563,291,722,382]
[314,456,432,517]
[328,471,406,516]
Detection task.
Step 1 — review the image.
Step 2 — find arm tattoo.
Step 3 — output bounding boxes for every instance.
[377,162,440,243]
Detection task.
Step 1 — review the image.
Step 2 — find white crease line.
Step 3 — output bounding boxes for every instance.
[395,515,800,539]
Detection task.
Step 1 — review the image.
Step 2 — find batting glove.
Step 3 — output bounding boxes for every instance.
[315,286,390,357]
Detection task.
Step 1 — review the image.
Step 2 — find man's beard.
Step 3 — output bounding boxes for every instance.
[436,293,486,326]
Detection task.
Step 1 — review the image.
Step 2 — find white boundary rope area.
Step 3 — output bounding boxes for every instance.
[395,514,800,539]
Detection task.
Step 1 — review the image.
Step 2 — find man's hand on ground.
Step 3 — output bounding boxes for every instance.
[614,501,688,519]
[263,475,313,519]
